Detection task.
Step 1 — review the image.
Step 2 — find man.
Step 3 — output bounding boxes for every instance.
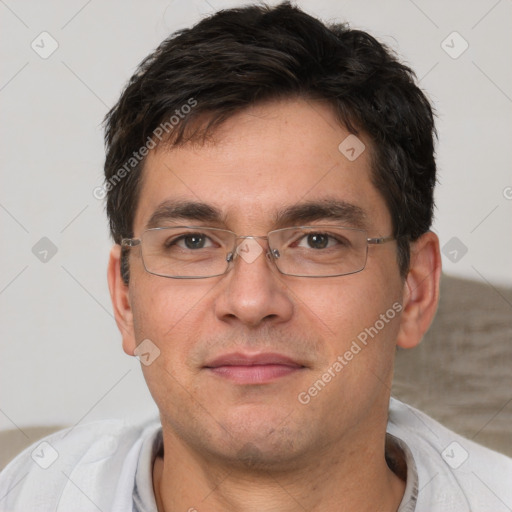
[1,2,511,511]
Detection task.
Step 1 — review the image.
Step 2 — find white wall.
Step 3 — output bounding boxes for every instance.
[1,0,511,430]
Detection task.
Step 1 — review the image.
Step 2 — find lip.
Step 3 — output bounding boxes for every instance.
[204,352,305,384]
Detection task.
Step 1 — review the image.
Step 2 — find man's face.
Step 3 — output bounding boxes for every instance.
[122,99,405,468]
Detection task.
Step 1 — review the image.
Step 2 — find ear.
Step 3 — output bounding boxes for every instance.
[396,231,442,349]
[107,244,137,356]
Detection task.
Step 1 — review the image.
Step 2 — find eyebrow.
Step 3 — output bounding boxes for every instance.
[145,200,225,229]
[145,198,368,230]
[274,199,368,230]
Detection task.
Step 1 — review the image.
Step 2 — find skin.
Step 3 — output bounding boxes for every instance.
[108,98,442,512]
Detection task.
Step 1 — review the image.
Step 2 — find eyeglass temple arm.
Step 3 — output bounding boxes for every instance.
[121,238,141,247]
[367,235,395,245]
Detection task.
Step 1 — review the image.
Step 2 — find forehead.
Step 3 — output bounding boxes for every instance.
[133,99,390,234]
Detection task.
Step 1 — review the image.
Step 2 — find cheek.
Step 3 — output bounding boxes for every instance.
[131,275,210,329]
[290,280,402,440]
[289,273,400,344]
[290,270,404,405]
[129,281,214,412]
[129,278,216,366]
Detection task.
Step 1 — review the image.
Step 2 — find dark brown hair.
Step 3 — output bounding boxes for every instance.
[103,2,437,282]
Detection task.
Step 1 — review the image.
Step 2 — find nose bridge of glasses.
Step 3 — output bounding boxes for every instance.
[236,234,268,240]
[226,235,277,265]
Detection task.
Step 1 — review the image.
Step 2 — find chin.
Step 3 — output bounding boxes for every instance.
[210,407,311,471]
[234,441,293,472]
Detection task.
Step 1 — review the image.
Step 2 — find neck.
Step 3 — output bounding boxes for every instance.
[152,426,406,512]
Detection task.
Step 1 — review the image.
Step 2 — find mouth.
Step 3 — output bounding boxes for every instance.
[203,352,306,385]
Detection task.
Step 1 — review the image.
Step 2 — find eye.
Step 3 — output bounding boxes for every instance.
[168,233,215,250]
[297,232,342,250]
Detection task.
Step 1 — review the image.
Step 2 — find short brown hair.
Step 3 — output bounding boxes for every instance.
[103,2,437,282]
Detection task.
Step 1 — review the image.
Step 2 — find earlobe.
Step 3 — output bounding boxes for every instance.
[107,245,137,356]
[396,231,442,349]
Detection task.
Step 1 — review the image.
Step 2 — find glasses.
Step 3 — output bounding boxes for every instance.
[121,225,395,279]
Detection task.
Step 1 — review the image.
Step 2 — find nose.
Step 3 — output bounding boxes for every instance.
[214,237,294,328]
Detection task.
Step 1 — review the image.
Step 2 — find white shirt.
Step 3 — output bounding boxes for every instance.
[1,398,511,511]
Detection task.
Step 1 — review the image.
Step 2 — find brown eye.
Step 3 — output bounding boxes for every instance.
[183,234,207,249]
[307,233,329,249]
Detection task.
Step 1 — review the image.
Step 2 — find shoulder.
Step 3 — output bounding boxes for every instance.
[388,397,512,511]
[0,417,161,512]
